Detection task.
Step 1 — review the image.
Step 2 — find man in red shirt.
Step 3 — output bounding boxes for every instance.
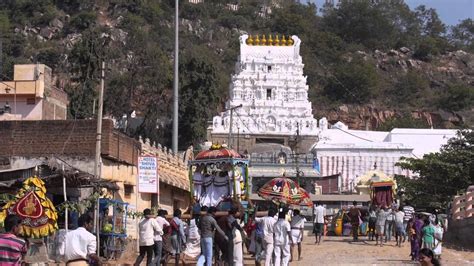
[0,214,27,265]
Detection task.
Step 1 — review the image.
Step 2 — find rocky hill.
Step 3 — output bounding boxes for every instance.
[0,0,472,147]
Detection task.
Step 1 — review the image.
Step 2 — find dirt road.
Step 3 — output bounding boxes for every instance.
[288,236,474,265]
[117,236,474,265]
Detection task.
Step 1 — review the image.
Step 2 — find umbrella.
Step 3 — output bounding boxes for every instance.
[195,146,242,160]
[258,177,312,207]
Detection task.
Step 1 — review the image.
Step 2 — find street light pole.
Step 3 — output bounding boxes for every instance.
[172,0,179,153]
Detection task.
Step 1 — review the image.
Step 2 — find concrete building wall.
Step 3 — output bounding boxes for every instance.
[0,97,43,120]
[315,149,413,191]
[445,217,474,250]
[0,120,191,239]
[0,64,68,121]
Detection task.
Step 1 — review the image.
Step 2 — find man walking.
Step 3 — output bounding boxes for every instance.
[0,215,27,266]
[226,207,244,266]
[313,202,326,245]
[135,209,163,266]
[376,207,390,247]
[348,201,361,241]
[384,207,395,242]
[273,211,293,266]
[290,209,306,261]
[64,213,100,265]
[254,208,277,266]
[402,202,415,242]
[197,206,228,266]
[254,220,264,266]
[153,209,170,265]
[170,209,186,266]
[394,207,405,247]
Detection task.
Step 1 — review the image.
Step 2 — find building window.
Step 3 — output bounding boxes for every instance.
[267,65,272,72]
[26,98,36,105]
[266,89,272,100]
[124,184,134,197]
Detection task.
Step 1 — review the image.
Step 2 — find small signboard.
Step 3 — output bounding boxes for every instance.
[138,156,158,194]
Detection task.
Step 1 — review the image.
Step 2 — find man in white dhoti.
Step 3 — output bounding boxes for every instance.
[254,208,277,266]
[273,211,293,266]
[289,209,306,261]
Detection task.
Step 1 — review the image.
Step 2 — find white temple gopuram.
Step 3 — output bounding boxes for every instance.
[210,34,318,150]
[208,33,458,193]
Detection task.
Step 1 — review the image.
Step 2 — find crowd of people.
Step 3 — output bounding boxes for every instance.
[129,202,312,266]
[0,200,445,266]
[340,201,444,266]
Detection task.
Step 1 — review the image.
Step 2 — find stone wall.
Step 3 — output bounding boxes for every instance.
[445,217,474,250]
[43,86,68,120]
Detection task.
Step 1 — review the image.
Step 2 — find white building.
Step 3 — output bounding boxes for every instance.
[212,34,318,138]
[312,119,457,191]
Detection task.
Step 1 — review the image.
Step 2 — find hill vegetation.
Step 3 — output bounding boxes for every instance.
[0,0,473,148]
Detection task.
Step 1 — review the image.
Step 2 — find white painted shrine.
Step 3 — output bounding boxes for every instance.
[212,34,318,136]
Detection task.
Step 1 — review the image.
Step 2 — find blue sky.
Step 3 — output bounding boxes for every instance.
[306,0,473,26]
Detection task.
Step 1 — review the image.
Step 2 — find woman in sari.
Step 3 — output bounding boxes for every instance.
[410,215,424,261]
[433,218,444,259]
[408,219,418,261]
[422,219,435,249]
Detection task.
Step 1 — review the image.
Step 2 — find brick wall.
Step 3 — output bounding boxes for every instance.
[0,119,139,165]
[45,86,68,106]
[43,86,68,120]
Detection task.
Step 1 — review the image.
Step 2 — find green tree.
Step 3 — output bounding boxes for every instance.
[414,5,446,37]
[437,83,474,111]
[178,49,220,148]
[390,70,429,107]
[450,18,474,52]
[67,27,110,118]
[323,58,379,104]
[413,5,449,60]
[376,115,429,131]
[322,1,399,49]
[396,130,474,209]
[413,35,450,61]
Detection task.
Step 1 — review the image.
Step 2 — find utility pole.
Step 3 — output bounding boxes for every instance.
[94,60,105,253]
[172,0,179,153]
[226,104,243,148]
[237,126,240,154]
[295,122,300,186]
[94,61,105,180]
